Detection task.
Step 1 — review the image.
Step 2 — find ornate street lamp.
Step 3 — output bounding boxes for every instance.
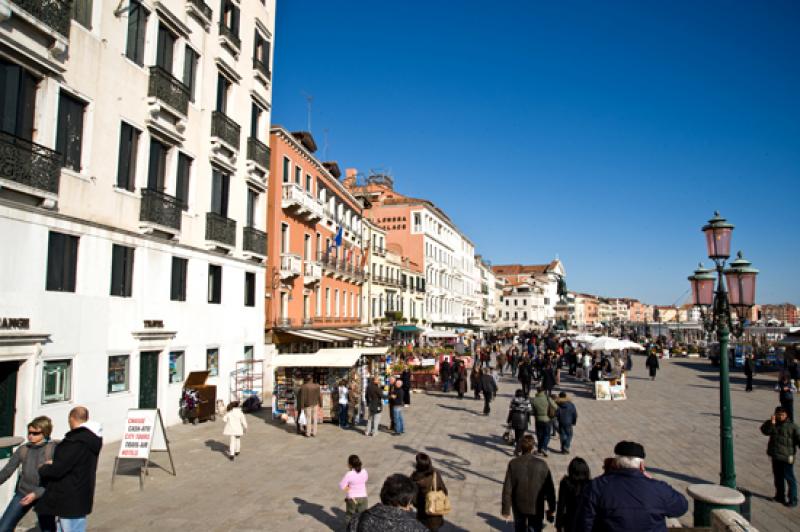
[688,212,759,489]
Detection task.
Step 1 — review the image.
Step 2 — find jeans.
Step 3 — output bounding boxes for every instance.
[442,376,450,393]
[772,458,797,503]
[367,411,381,435]
[512,509,543,532]
[0,494,55,532]
[535,420,551,453]
[339,403,349,428]
[57,517,87,532]
[559,425,574,451]
[393,407,405,434]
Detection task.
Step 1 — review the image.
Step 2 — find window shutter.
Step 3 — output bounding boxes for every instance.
[46,232,63,291]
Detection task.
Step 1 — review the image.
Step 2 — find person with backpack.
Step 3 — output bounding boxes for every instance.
[532,387,558,457]
[507,390,533,456]
[410,453,449,531]
[0,416,57,532]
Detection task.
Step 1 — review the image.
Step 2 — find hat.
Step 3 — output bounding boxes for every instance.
[614,440,646,459]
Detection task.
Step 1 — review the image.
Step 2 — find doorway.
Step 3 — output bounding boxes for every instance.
[0,362,19,459]
[138,351,159,409]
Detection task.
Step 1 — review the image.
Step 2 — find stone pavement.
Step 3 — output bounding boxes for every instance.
[15,356,797,531]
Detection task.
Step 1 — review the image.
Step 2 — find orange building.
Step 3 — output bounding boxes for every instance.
[265,128,369,350]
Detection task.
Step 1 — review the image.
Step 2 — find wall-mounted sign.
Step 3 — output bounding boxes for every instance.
[0,318,30,330]
[143,320,165,329]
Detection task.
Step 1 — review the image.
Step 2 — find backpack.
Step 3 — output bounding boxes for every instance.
[425,471,451,516]
[547,399,558,419]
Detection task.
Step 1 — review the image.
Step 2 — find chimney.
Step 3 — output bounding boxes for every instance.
[343,168,358,188]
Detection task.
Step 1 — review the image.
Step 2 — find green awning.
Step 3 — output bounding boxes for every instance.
[395,325,423,333]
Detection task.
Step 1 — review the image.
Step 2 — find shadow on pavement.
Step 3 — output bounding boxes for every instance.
[292,497,345,530]
[476,511,512,531]
[449,433,513,457]
[437,403,482,415]
[647,466,711,485]
[395,443,505,484]
[700,412,767,423]
[204,439,230,457]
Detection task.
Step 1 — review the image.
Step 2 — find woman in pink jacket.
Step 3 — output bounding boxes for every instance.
[339,454,368,524]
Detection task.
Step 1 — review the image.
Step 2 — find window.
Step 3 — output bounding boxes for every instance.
[169,351,185,383]
[253,31,271,75]
[56,91,86,172]
[183,46,199,102]
[206,348,219,377]
[208,264,222,304]
[244,271,255,307]
[244,345,254,361]
[125,0,149,66]
[280,223,288,253]
[42,360,71,403]
[46,231,78,292]
[116,122,140,191]
[282,157,290,183]
[305,174,312,193]
[211,169,230,217]
[220,0,240,39]
[0,60,37,140]
[250,102,262,139]
[71,0,93,29]
[294,166,301,185]
[544,298,550,305]
[216,73,230,113]
[107,355,130,394]
[147,139,168,191]
[110,244,135,297]
[176,153,192,208]
[246,188,257,226]
[156,23,176,73]
[171,257,188,301]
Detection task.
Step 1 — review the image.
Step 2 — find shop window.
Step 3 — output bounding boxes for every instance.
[42,360,72,404]
[46,231,78,292]
[206,348,219,377]
[107,355,130,394]
[169,351,185,383]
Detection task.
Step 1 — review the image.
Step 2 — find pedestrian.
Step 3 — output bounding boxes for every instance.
[299,375,322,437]
[518,358,532,396]
[507,389,532,456]
[776,373,797,422]
[510,349,519,377]
[0,416,57,532]
[575,440,688,531]
[497,352,507,376]
[365,376,383,437]
[788,358,800,391]
[222,400,247,461]
[555,457,592,532]
[760,405,800,507]
[388,377,397,432]
[338,380,350,429]
[541,362,556,396]
[340,454,369,524]
[390,380,406,435]
[501,435,556,531]
[455,362,467,399]
[410,453,448,531]
[346,473,427,531]
[479,368,498,415]
[744,354,755,392]
[471,367,481,400]
[37,406,103,532]
[440,358,451,393]
[402,368,412,407]
[532,387,558,457]
[582,352,592,383]
[555,392,578,454]
[646,351,660,381]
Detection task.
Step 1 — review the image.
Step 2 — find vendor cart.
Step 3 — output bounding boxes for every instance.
[182,371,217,423]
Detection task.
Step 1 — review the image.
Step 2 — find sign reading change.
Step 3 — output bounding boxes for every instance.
[112,409,175,490]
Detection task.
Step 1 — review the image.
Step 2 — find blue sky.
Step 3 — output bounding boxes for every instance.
[271,0,799,305]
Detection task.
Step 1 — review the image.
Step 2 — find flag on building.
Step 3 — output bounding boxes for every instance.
[334,226,343,247]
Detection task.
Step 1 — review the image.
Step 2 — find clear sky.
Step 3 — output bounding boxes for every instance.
[271,0,799,306]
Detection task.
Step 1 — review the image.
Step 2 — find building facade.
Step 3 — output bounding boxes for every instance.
[493,260,565,329]
[0,0,275,480]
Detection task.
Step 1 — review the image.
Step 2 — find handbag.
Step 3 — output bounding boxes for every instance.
[425,471,452,516]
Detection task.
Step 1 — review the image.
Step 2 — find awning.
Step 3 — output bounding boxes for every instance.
[272,346,389,368]
[394,325,424,333]
[424,330,459,338]
[284,329,348,343]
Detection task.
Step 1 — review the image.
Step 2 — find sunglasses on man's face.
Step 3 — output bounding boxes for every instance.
[28,430,42,436]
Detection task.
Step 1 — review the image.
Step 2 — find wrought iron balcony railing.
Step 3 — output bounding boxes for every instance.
[0,131,62,194]
[205,212,236,247]
[211,111,241,149]
[139,188,183,231]
[243,226,267,256]
[218,21,241,50]
[11,0,71,37]
[253,58,272,81]
[246,136,270,168]
[148,66,190,116]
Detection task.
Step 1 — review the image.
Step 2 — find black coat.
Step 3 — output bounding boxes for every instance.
[501,454,556,517]
[37,425,103,518]
[556,476,589,532]
[542,368,557,390]
[478,374,498,400]
[366,382,383,414]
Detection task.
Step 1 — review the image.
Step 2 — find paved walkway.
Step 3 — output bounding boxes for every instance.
[16,355,797,531]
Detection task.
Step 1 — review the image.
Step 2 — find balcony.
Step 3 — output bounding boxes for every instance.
[186,0,212,29]
[246,136,270,170]
[275,317,293,328]
[139,189,183,236]
[304,261,322,284]
[205,212,236,250]
[218,22,241,54]
[242,226,267,259]
[211,111,241,151]
[373,244,386,257]
[0,131,61,200]
[253,57,272,85]
[281,183,323,221]
[280,253,302,279]
[11,0,71,37]
[148,66,190,117]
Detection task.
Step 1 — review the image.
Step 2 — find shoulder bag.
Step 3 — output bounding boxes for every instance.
[425,471,452,516]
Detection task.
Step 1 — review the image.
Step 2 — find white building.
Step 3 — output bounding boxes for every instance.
[493,260,565,330]
[476,256,498,326]
[0,0,275,484]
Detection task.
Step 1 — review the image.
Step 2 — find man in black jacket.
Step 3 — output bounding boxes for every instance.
[744,354,755,392]
[37,406,103,532]
[479,370,498,415]
[501,435,556,531]
[365,377,383,437]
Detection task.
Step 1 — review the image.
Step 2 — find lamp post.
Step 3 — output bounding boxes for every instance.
[688,212,759,489]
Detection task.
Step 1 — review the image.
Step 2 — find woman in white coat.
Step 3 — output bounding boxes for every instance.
[223,401,248,461]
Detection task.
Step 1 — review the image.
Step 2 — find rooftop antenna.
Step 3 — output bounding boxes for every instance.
[322,128,329,160]
[301,91,313,131]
